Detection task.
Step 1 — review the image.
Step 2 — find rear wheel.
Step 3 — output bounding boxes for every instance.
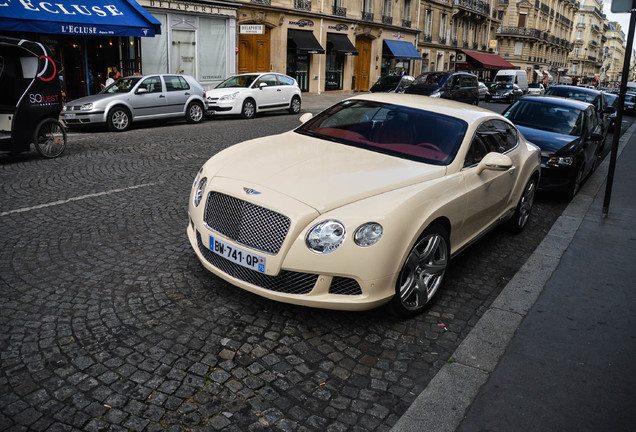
[185,101,204,124]
[388,223,449,317]
[241,99,256,119]
[288,96,301,114]
[107,107,131,132]
[508,176,536,233]
[33,118,66,158]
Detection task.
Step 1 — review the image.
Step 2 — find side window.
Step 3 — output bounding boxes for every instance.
[255,74,278,87]
[475,120,516,153]
[585,108,598,134]
[464,135,489,168]
[140,76,162,93]
[164,75,189,91]
[277,75,295,86]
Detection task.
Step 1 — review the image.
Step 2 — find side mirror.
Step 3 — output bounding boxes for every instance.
[299,112,313,123]
[259,82,268,89]
[136,87,148,94]
[476,152,513,174]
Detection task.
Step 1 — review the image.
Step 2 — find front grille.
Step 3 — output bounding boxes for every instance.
[329,277,362,295]
[204,191,290,254]
[196,231,317,295]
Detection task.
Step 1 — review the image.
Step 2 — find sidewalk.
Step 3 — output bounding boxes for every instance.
[392,124,636,431]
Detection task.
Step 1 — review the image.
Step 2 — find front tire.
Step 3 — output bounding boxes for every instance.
[241,99,256,119]
[388,224,449,317]
[288,96,301,114]
[567,163,585,200]
[33,118,67,158]
[107,107,131,132]
[508,176,536,233]
[185,101,204,124]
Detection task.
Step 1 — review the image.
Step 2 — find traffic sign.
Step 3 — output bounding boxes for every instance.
[611,0,636,13]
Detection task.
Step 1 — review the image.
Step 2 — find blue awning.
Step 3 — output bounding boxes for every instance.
[0,0,161,37]
[383,40,421,60]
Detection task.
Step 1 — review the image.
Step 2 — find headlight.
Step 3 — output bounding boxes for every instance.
[80,103,93,111]
[354,223,383,247]
[306,220,346,254]
[62,105,68,111]
[429,91,441,98]
[219,92,239,102]
[192,167,203,189]
[548,156,574,167]
[193,177,207,207]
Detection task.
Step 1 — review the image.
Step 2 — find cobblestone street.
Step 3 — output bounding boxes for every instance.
[1,103,569,431]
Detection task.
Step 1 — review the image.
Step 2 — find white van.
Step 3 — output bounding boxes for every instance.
[494,69,528,93]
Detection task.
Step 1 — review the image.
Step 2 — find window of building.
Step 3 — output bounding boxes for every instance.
[439,14,447,42]
[383,0,392,17]
[514,41,523,55]
[403,0,411,22]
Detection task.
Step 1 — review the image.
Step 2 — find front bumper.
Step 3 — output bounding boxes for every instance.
[538,162,578,192]
[62,111,106,126]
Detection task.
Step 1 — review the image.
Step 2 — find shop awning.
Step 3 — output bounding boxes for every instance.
[534,69,543,77]
[383,40,421,60]
[542,70,553,79]
[288,29,325,54]
[0,0,161,37]
[463,51,516,69]
[327,33,358,55]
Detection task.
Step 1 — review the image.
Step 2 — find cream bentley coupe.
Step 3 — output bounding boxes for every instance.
[188,94,540,317]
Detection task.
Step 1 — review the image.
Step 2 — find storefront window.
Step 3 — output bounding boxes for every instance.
[287,53,309,92]
[141,13,168,74]
[325,50,344,91]
[172,30,196,76]
[199,18,226,81]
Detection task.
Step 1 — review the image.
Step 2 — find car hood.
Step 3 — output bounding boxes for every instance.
[491,89,513,95]
[66,93,126,106]
[208,131,447,213]
[516,125,578,153]
[206,87,250,98]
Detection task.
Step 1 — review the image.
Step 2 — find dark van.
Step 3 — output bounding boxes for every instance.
[405,72,479,105]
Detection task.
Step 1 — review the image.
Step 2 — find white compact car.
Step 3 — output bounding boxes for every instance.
[188,94,541,317]
[527,83,546,96]
[206,73,302,119]
[63,74,207,132]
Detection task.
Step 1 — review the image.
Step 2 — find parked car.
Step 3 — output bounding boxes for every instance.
[478,82,489,100]
[485,82,523,103]
[206,73,301,119]
[188,94,541,317]
[604,92,618,132]
[63,74,207,132]
[623,92,636,115]
[502,95,604,198]
[405,71,480,105]
[527,83,545,96]
[494,69,529,93]
[370,75,415,93]
[544,85,614,139]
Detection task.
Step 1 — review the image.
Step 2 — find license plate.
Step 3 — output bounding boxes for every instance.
[64,113,76,119]
[208,235,266,273]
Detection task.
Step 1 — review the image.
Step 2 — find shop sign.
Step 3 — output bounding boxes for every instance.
[240,24,263,34]
[148,1,228,16]
[328,24,348,31]
[288,19,314,27]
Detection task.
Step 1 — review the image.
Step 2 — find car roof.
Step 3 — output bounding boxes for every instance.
[343,93,502,123]
[517,95,592,110]
[548,85,601,95]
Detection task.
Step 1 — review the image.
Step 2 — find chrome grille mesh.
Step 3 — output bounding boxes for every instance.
[196,231,317,295]
[329,277,362,296]
[204,191,290,254]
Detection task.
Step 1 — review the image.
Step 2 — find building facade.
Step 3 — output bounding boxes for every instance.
[603,21,626,87]
[494,0,578,85]
[567,0,605,86]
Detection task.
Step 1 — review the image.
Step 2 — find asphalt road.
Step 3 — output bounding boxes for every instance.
[0,100,629,431]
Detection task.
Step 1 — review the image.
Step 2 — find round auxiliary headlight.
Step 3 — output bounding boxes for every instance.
[306,220,346,254]
[354,223,383,247]
[193,177,207,207]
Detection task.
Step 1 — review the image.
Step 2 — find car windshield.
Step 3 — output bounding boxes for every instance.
[295,99,468,165]
[216,75,259,88]
[545,87,597,104]
[504,99,584,136]
[492,83,513,90]
[412,73,449,87]
[496,75,514,83]
[529,83,541,88]
[100,77,142,94]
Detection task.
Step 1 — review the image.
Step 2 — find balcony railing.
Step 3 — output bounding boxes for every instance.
[439,37,447,44]
[452,38,458,46]
[463,40,469,48]
[295,0,311,11]
[472,42,478,49]
[402,19,411,28]
[453,0,490,15]
[382,15,393,25]
[251,0,271,4]
[332,5,346,17]
[496,26,541,38]
[362,11,374,21]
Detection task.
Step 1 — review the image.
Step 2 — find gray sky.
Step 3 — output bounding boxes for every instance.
[602,0,633,34]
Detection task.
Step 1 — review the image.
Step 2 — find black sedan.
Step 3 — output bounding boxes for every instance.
[502,96,604,199]
[369,75,415,93]
[485,83,523,103]
[545,85,614,138]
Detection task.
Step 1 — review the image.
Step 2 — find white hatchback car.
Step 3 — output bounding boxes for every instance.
[527,83,545,95]
[206,73,302,119]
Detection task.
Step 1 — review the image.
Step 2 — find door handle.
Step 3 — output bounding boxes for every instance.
[159,95,166,98]
[277,89,282,92]
[185,92,190,95]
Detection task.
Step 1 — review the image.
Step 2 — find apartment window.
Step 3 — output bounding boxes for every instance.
[363,0,372,13]
[577,30,582,39]
[383,0,392,17]
[579,15,584,24]
[403,0,411,22]
[424,10,432,37]
[514,41,523,55]
[439,14,447,42]
[518,14,527,27]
